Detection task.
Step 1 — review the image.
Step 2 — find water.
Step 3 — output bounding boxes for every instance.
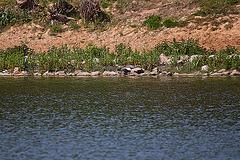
[0,77,239,160]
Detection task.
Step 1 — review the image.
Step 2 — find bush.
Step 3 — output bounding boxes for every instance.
[0,8,31,30]
[143,15,162,30]
[163,19,177,28]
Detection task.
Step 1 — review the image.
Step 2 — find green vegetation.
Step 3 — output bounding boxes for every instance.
[143,15,162,30]
[193,0,239,16]
[0,8,31,30]
[1,39,239,74]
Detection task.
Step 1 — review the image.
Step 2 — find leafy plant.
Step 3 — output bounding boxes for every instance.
[143,15,162,30]
[0,8,31,30]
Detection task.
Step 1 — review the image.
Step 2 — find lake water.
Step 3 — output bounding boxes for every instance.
[0,77,240,160]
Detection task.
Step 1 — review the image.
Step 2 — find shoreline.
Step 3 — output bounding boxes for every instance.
[1,69,240,77]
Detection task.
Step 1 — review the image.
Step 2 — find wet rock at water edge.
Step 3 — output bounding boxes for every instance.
[67,73,75,76]
[34,72,41,76]
[122,67,132,74]
[222,71,230,76]
[102,71,119,76]
[91,71,101,76]
[131,68,144,74]
[160,71,172,76]
[74,70,82,75]
[77,72,90,76]
[194,71,202,76]
[0,71,12,76]
[57,71,66,76]
[230,69,240,76]
[210,72,223,76]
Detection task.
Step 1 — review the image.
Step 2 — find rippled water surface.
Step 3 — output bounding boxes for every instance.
[0,77,240,159]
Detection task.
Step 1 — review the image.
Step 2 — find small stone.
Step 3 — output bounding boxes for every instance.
[209,55,215,58]
[91,71,101,76]
[58,71,66,76]
[194,71,202,76]
[230,69,240,76]
[201,65,210,72]
[160,53,170,64]
[189,55,202,62]
[222,71,230,76]
[74,70,81,75]
[122,67,131,74]
[77,72,90,76]
[34,72,41,76]
[166,72,173,76]
[180,55,189,61]
[42,71,49,76]
[131,67,144,74]
[108,71,119,76]
[210,73,223,76]
[0,72,12,76]
[218,69,227,73]
[67,73,75,76]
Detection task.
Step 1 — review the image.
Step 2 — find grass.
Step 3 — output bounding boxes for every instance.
[143,15,162,30]
[1,39,239,74]
[0,8,31,31]
[193,0,239,16]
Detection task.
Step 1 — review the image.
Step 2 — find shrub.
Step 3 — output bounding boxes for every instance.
[0,8,31,30]
[163,19,177,28]
[143,15,162,30]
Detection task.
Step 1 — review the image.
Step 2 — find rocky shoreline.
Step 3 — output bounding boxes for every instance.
[1,66,240,77]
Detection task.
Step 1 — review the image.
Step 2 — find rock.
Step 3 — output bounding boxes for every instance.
[194,71,202,76]
[166,72,173,76]
[140,72,151,76]
[48,72,55,76]
[209,55,215,58]
[150,71,157,76]
[131,67,144,74]
[122,67,131,74]
[58,71,66,76]
[160,53,170,64]
[102,71,119,76]
[74,70,81,75]
[13,67,21,75]
[177,60,184,65]
[160,71,172,76]
[218,69,227,73]
[91,71,101,76]
[67,73,75,76]
[42,71,49,76]
[230,69,240,76]
[201,65,210,72]
[222,71,230,76]
[34,72,41,76]
[189,55,202,62]
[180,55,189,61]
[0,72,12,76]
[21,71,29,76]
[77,72,90,76]
[93,58,99,63]
[210,73,223,76]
